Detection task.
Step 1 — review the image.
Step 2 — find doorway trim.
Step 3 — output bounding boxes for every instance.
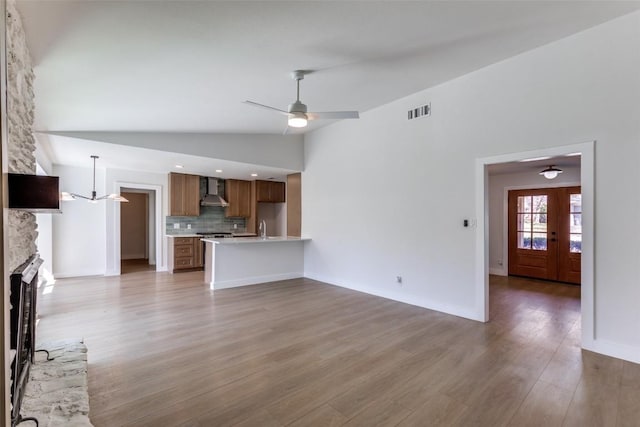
[475,140,595,349]
[112,182,164,276]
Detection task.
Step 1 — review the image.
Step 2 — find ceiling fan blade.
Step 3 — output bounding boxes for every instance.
[307,111,359,120]
[243,100,290,116]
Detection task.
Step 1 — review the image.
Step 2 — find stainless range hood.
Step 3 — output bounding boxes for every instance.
[201,177,229,207]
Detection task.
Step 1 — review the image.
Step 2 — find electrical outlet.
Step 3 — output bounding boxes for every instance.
[497,259,503,266]
[173,223,180,229]
[187,224,191,229]
[233,223,238,230]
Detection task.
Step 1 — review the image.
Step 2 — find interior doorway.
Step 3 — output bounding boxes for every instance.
[120,188,156,274]
[508,186,581,284]
[475,141,594,351]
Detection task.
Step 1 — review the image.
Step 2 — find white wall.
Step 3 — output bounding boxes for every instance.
[488,167,581,275]
[303,12,640,361]
[53,164,107,277]
[52,166,167,276]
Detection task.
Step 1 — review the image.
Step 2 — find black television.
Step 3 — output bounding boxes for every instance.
[8,173,61,213]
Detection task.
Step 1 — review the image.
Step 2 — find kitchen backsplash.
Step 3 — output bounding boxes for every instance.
[166,206,246,235]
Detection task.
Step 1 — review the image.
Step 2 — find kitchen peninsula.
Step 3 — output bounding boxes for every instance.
[203,236,310,289]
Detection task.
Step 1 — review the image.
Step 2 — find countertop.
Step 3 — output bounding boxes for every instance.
[202,236,310,245]
[167,233,257,238]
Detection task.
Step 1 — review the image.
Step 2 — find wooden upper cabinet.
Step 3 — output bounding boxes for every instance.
[169,173,200,216]
[225,179,251,218]
[255,180,286,203]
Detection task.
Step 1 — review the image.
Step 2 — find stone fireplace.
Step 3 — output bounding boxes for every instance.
[9,255,42,426]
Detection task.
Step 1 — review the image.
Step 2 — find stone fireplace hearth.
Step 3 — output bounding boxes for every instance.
[21,339,92,427]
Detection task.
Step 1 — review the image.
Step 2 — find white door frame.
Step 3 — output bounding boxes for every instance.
[475,140,595,349]
[113,182,163,275]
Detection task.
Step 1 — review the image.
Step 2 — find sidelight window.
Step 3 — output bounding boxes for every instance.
[569,194,582,253]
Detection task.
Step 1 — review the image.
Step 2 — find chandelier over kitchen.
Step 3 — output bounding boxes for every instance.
[60,155,129,203]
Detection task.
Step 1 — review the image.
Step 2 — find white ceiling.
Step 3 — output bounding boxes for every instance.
[37,133,297,180]
[17,0,640,136]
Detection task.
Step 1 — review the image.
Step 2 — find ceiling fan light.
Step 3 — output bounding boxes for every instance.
[288,112,308,128]
[539,165,563,180]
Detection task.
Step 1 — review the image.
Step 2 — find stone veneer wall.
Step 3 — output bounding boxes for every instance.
[6,0,37,272]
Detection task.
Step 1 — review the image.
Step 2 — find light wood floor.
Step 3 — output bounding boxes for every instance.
[36,272,639,426]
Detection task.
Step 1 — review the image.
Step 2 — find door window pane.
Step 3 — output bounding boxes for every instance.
[570,213,582,234]
[517,196,531,213]
[533,214,547,233]
[517,214,531,232]
[570,194,582,212]
[518,232,531,249]
[532,233,547,250]
[570,234,582,253]
[532,195,548,215]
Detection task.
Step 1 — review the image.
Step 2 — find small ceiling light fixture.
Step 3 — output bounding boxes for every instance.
[215,169,223,173]
[175,164,184,169]
[251,173,258,177]
[539,165,563,180]
[63,155,129,203]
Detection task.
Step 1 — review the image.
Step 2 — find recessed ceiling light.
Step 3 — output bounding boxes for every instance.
[175,164,184,168]
[215,169,223,173]
[565,152,581,157]
[251,173,258,177]
[519,156,551,163]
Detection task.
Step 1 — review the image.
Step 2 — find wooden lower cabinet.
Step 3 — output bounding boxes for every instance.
[170,237,203,272]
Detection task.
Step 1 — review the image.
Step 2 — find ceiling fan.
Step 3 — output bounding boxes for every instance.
[244,70,359,129]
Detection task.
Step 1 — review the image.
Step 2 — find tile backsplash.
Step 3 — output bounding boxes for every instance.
[166,206,246,235]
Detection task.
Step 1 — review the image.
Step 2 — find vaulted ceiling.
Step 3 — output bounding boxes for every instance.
[17,1,640,135]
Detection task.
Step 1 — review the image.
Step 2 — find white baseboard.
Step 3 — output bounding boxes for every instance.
[304,272,481,321]
[213,272,303,290]
[54,270,105,279]
[583,338,640,364]
[489,267,507,276]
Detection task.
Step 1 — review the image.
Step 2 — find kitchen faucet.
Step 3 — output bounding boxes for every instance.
[259,220,267,239]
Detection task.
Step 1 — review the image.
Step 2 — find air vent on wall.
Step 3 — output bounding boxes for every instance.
[407,103,431,120]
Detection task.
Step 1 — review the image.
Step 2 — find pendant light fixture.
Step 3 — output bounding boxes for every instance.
[60,155,129,203]
[539,165,563,180]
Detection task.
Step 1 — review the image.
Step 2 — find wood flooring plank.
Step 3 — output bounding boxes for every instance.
[288,404,347,427]
[396,393,470,427]
[506,380,573,427]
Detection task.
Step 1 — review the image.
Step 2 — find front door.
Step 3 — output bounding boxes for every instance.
[508,187,581,284]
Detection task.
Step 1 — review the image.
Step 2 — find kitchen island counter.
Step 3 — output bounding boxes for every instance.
[202,236,310,289]
[208,236,310,245]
